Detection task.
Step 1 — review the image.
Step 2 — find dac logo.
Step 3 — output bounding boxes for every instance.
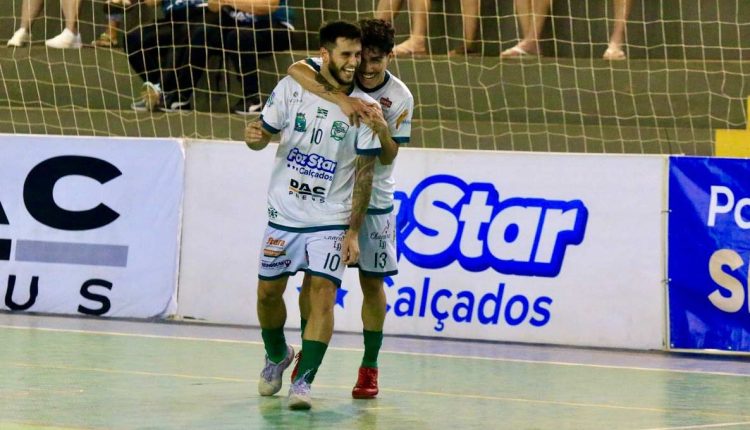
[1,155,126,316]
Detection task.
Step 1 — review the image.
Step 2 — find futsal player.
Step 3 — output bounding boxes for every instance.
[287,18,414,399]
[244,20,381,410]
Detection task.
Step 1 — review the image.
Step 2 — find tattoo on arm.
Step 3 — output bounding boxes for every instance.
[349,155,376,232]
[314,73,338,95]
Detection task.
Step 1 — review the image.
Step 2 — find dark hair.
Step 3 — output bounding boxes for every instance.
[319,21,362,50]
[359,19,395,54]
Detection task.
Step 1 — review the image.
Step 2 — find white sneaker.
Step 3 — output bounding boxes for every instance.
[141,82,162,112]
[7,28,29,47]
[45,29,82,49]
[287,376,312,410]
[258,344,294,396]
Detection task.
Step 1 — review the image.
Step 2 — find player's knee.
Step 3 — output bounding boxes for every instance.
[257,282,284,305]
[360,278,384,299]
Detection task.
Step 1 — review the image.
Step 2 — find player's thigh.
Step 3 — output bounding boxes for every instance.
[357,212,398,277]
[258,226,307,281]
[305,230,347,287]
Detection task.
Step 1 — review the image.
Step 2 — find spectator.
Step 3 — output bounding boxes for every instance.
[93,4,124,48]
[375,0,429,56]
[149,0,295,115]
[501,0,632,60]
[6,0,83,48]
[448,0,480,56]
[125,0,208,111]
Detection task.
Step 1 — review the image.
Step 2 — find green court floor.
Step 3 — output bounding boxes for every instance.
[0,315,748,430]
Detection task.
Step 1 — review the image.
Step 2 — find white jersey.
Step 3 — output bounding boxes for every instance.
[307,58,414,211]
[260,76,381,231]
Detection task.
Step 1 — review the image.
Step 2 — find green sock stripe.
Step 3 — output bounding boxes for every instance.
[361,330,383,368]
[295,339,328,384]
[261,327,287,363]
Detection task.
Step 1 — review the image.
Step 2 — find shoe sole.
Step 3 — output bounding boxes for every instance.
[352,390,378,399]
[288,396,312,410]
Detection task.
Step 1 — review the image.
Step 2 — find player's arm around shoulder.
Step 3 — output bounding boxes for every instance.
[244,120,273,151]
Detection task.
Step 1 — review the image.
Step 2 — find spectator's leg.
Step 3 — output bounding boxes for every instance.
[449,0,481,55]
[20,0,43,31]
[604,0,632,60]
[125,23,161,84]
[375,0,403,22]
[161,10,221,105]
[224,26,264,113]
[61,0,82,34]
[501,0,550,57]
[392,0,429,56]
[6,0,41,46]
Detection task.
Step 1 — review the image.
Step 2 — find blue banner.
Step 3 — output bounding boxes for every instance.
[669,156,750,351]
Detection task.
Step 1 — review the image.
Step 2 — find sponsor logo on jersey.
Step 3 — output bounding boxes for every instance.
[294,113,307,132]
[286,148,337,174]
[396,109,409,130]
[289,179,327,201]
[267,206,279,219]
[317,107,328,119]
[330,121,349,141]
[266,91,275,107]
[380,97,392,109]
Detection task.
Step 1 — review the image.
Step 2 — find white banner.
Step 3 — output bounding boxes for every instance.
[178,141,666,350]
[0,135,183,317]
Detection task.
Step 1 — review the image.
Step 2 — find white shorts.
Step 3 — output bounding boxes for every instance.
[353,210,398,277]
[258,225,347,287]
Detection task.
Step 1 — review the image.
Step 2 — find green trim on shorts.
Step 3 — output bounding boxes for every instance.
[358,268,398,278]
[305,270,342,287]
[268,222,348,232]
[366,206,394,215]
[258,272,296,281]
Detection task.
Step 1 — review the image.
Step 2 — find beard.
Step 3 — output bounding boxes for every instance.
[327,61,353,86]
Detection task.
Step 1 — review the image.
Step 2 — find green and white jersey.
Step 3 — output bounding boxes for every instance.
[308,58,414,212]
[261,76,382,231]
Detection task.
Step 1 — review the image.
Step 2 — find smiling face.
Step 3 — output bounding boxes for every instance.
[322,37,362,87]
[357,46,391,89]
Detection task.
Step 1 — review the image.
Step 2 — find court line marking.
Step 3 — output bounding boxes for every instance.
[1,324,749,379]
[3,361,749,421]
[642,422,750,430]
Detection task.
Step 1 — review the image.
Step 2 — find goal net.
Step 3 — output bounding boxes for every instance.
[1,0,747,155]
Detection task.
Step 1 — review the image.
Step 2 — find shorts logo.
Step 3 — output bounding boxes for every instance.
[330,121,349,141]
[263,236,286,257]
[294,113,307,132]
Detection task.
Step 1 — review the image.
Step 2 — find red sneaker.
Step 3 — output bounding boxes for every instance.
[289,351,302,382]
[351,366,379,399]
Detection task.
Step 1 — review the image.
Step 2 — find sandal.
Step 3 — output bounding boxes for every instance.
[393,41,427,57]
[603,46,626,60]
[92,32,118,48]
[500,45,538,59]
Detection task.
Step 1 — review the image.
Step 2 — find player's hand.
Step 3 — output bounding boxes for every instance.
[338,96,372,127]
[244,121,266,150]
[341,229,360,265]
[359,103,387,135]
